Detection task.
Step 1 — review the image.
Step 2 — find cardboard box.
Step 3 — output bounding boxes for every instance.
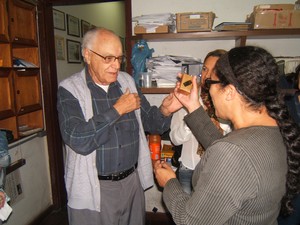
[134,25,169,34]
[161,144,174,159]
[176,12,215,32]
[248,4,300,29]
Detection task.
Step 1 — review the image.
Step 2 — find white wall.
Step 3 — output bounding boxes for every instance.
[6,136,52,225]
[54,2,125,83]
[132,0,300,212]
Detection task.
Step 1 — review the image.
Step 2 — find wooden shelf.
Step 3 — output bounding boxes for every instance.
[132,29,300,94]
[141,87,174,94]
[6,158,26,175]
[132,29,300,42]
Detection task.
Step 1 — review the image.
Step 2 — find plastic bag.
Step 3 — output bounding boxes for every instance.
[131,40,154,85]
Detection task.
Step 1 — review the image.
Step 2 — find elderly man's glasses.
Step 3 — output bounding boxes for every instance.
[204,78,221,89]
[89,49,126,64]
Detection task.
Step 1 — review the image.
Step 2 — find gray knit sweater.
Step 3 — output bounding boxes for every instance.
[163,107,287,225]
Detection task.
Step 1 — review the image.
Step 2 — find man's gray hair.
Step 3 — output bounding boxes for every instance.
[81,27,117,60]
[81,27,99,58]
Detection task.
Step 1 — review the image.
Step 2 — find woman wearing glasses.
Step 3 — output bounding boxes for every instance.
[154,46,300,225]
[169,49,231,194]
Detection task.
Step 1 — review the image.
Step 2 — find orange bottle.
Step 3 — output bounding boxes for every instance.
[149,134,161,160]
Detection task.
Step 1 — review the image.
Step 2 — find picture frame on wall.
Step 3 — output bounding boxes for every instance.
[67,39,81,63]
[55,35,65,60]
[53,9,65,31]
[81,20,91,37]
[67,14,80,37]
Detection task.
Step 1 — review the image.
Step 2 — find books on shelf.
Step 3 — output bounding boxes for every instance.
[13,57,38,68]
[18,125,42,136]
[214,22,251,31]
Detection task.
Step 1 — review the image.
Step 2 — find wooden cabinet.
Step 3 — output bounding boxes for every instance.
[131,29,300,94]
[0,0,44,141]
[0,0,9,42]
[8,0,37,45]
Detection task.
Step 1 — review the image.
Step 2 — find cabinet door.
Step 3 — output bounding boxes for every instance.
[0,0,9,42]
[17,109,44,137]
[0,69,15,119]
[9,0,37,45]
[0,116,18,140]
[14,69,42,114]
[12,46,39,67]
[0,43,12,67]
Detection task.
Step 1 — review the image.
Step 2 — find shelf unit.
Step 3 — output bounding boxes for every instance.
[131,29,300,94]
[132,29,300,45]
[0,0,44,142]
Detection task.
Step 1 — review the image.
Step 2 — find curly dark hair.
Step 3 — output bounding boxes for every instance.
[201,49,227,119]
[215,46,300,216]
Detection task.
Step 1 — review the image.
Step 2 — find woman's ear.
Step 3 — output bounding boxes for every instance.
[225,84,236,101]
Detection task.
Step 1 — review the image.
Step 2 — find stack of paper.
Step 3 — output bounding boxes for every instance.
[13,57,38,68]
[147,55,201,87]
[0,202,12,221]
[132,13,175,32]
[214,22,251,31]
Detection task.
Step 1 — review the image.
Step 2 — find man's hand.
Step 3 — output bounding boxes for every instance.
[114,89,141,115]
[160,93,183,116]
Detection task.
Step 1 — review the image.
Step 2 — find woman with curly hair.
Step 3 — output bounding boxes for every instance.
[154,46,300,224]
[169,49,231,194]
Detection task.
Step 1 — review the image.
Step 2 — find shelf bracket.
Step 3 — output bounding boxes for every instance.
[235,36,247,47]
[6,158,26,175]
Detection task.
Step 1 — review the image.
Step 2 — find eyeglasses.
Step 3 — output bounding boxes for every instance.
[204,78,221,89]
[89,49,126,64]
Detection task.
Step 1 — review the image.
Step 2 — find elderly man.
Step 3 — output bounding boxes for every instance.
[57,28,181,225]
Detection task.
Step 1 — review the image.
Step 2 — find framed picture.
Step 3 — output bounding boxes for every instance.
[54,36,65,60]
[53,9,65,30]
[67,39,81,63]
[81,20,91,37]
[90,24,97,30]
[67,14,80,37]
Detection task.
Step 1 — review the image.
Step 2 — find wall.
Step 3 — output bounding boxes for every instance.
[6,136,52,225]
[54,2,125,83]
[132,0,300,213]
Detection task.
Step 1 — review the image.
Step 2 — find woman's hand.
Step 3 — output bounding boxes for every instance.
[153,160,176,187]
[174,74,201,113]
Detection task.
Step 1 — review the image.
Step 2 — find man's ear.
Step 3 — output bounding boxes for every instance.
[83,49,90,64]
[225,84,236,101]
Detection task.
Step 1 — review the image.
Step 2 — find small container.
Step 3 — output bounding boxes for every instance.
[149,134,161,160]
[295,0,300,9]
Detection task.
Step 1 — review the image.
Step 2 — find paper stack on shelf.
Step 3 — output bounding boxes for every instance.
[147,55,201,87]
[132,13,176,34]
[13,57,38,68]
[214,22,251,31]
